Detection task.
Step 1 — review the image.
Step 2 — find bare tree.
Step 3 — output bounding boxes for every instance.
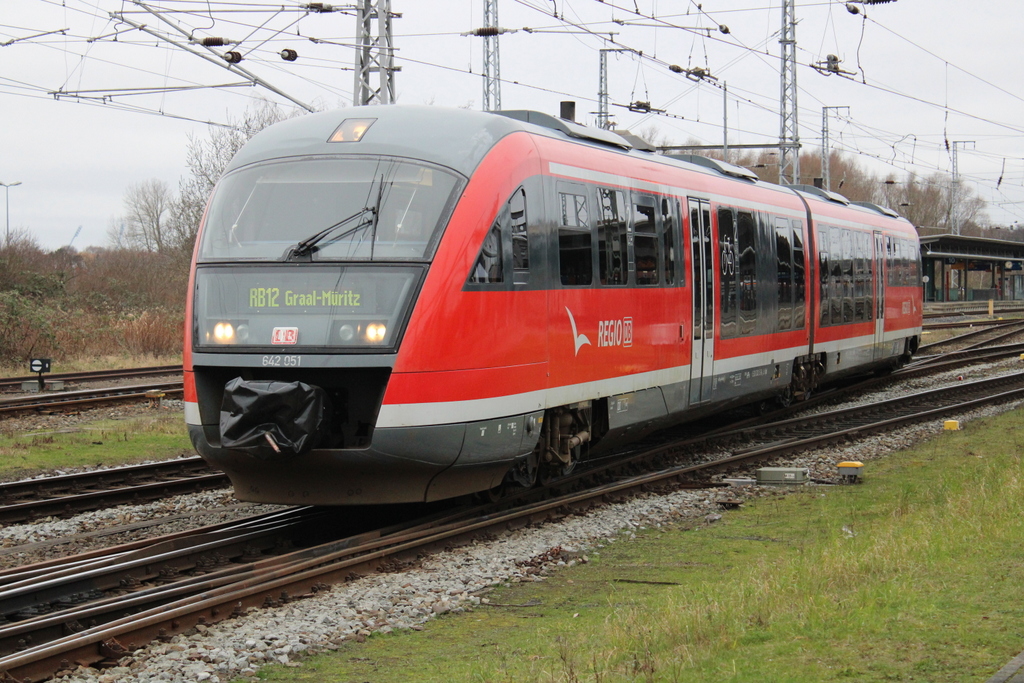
[168,99,298,257]
[114,179,174,253]
[874,172,988,233]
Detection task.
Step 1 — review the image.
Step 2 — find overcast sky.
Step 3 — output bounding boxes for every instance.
[3,0,1023,250]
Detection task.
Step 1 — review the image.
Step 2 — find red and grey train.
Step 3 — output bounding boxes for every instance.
[184,105,922,505]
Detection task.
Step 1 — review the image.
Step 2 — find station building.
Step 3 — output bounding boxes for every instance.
[919,233,1024,304]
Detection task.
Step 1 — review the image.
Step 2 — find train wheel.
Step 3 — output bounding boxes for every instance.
[776,386,793,409]
[538,457,577,487]
[477,482,505,504]
[509,452,539,489]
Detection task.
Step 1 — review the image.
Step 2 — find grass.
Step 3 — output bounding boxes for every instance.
[251,407,1024,683]
[0,411,193,480]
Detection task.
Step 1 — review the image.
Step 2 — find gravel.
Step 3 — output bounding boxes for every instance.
[3,359,1020,682]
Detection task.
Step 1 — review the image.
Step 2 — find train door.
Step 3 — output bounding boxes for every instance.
[873,231,886,358]
[688,198,714,405]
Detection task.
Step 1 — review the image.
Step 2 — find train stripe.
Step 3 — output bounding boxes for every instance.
[378,363,691,428]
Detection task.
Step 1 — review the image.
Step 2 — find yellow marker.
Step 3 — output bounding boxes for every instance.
[837,461,863,483]
[943,420,961,431]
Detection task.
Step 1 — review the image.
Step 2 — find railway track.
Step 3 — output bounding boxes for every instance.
[0,366,181,392]
[918,319,1024,354]
[0,457,226,525]
[0,381,184,415]
[2,368,1024,682]
[922,318,1017,330]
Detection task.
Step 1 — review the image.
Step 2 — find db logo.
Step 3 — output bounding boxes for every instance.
[271,327,299,345]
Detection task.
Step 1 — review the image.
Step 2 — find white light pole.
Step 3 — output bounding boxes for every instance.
[0,181,22,246]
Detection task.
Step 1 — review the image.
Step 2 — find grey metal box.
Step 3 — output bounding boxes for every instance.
[756,467,809,485]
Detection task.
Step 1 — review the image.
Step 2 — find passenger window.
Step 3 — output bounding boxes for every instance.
[818,228,830,327]
[597,188,628,286]
[469,223,504,284]
[841,228,854,324]
[469,186,529,285]
[829,226,843,325]
[662,198,679,285]
[633,195,660,285]
[775,217,793,332]
[719,207,737,339]
[885,235,894,286]
[792,223,805,329]
[737,211,757,335]
[853,231,867,322]
[558,190,593,286]
[509,188,528,275]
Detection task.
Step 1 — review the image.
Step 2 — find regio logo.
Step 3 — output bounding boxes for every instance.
[598,317,633,348]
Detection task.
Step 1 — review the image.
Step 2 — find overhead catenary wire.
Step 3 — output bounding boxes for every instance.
[4,0,1024,227]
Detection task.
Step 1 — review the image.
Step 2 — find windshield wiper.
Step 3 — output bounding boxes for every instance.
[369,175,387,260]
[285,206,374,260]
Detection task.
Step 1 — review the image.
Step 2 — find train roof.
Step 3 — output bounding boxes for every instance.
[225,105,908,227]
[226,105,530,177]
[226,105,770,183]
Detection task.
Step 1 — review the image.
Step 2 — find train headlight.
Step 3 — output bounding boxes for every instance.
[337,324,356,342]
[365,323,387,343]
[213,322,235,344]
[235,324,249,343]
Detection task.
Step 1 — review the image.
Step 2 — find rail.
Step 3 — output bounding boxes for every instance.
[3,368,1024,681]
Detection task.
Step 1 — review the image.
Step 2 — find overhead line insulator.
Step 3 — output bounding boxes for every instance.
[463,27,516,37]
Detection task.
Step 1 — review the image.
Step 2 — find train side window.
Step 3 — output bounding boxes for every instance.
[841,228,854,323]
[662,198,679,285]
[775,217,793,332]
[829,226,843,325]
[633,194,660,285]
[885,235,894,286]
[893,238,902,286]
[509,188,529,283]
[906,239,913,285]
[792,223,806,329]
[597,188,628,286]
[468,221,504,284]
[737,211,757,335]
[911,242,921,284]
[861,231,873,322]
[818,228,830,327]
[853,231,868,322]
[719,207,738,338]
[558,190,593,286]
[468,186,528,286]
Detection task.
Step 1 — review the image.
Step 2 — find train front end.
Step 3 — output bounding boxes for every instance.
[184,108,491,505]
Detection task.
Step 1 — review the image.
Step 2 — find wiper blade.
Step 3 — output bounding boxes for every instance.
[287,206,374,259]
[369,175,387,260]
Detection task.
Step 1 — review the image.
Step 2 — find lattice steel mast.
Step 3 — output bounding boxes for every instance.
[779,0,799,185]
[354,0,397,106]
[482,0,501,111]
[598,48,630,129]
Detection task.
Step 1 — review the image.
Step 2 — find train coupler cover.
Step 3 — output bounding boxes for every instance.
[220,377,330,458]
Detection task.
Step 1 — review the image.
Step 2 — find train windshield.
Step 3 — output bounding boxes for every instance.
[198,157,463,262]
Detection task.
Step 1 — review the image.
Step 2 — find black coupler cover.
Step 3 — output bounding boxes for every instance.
[220,377,329,458]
